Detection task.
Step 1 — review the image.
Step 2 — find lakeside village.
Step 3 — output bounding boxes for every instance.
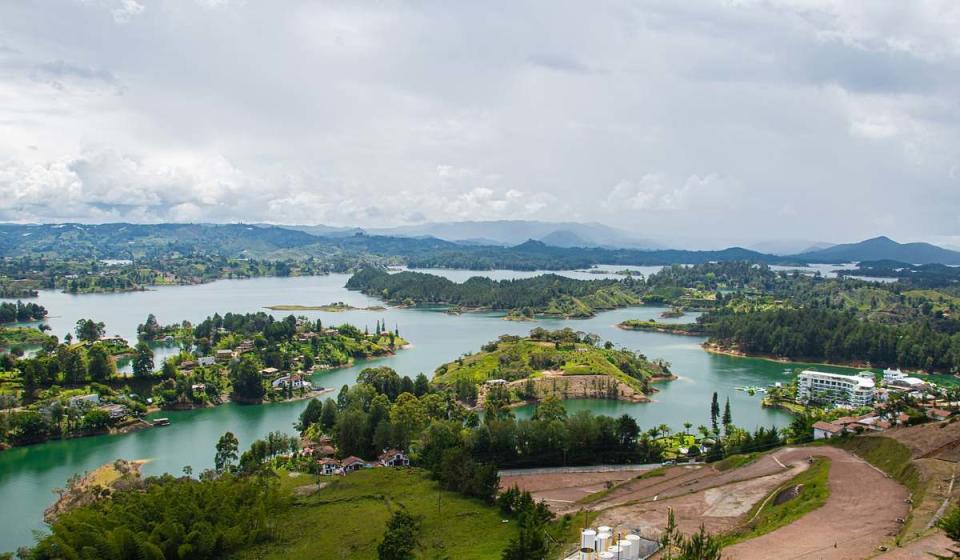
[758,367,960,440]
[0,313,408,448]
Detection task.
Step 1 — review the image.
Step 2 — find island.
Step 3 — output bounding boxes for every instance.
[265,302,386,312]
[431,327,674,407]
[345,267,642,318]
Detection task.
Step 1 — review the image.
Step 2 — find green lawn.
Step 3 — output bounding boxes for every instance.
[231,468,516,560]
[722,457,831,546]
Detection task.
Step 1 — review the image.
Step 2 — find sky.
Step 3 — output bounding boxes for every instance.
[0,0,959,248]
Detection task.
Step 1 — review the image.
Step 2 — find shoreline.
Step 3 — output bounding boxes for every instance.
[616,321,703,336]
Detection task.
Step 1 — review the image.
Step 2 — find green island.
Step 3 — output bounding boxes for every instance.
[346,267,642,318]
[0,313,407,449]
[432,327,673,406]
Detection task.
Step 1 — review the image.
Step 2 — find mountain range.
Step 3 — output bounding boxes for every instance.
[2,222,959,267]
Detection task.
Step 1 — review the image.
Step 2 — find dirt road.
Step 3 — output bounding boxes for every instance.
[723,447,909,560]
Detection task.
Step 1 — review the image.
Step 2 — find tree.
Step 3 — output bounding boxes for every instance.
[230,355,265,401]
[215,432,239,473]
[532,396,567,423]
[86,343,114,382]
[132,342,154,378]
[74,319,105,343]
[320,398,339,431]
[722,397,732,430]
[710,392,720,433]
[413,373,430,396]
[297,398,324,433]
[378,509,421,560]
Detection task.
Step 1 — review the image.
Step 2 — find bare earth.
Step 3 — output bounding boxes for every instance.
[500,470,638,505]
[722,447,909,560]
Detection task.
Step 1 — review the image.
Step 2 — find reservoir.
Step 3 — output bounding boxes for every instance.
[0,271,855,552]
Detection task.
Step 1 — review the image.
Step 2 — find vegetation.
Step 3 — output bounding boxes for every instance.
[347,267,642,318]
[432,328,671,402]
[0,301,46,324]
[722,457,832,546]
[27,473,283,560]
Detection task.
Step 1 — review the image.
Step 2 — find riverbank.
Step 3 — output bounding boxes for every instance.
[701,343,874,371]
[43,458,147,522]
[265,303,387,312]
[616,320,703,336]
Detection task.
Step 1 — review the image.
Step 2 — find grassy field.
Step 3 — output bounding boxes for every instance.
[230,468,516,560]
[722,457,831,546]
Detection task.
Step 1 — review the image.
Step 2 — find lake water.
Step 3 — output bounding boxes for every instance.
[0,270,861,552]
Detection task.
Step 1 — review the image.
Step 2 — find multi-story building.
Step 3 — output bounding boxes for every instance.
[797,370,875,407]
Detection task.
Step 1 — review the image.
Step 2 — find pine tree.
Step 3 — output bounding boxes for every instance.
[710,392,720,433]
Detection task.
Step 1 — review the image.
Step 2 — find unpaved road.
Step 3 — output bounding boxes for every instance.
[723,447,909,560]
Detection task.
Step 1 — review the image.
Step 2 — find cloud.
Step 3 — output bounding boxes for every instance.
[0,1,958,244]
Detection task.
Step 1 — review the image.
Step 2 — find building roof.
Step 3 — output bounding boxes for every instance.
[342,456,366,466]
[929,408,952,418]
[813,421,844,434]
[379,449,405,461]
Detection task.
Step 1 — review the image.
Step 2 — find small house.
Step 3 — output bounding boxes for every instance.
[812,421,844,440]
[260,367,280,377]
[341,456,367,473]
[378,449,410,467]
[215,349,234,363]
[197,356,216,367]
[100,404,127,420]
[191,383,207,395]
[272,373,312,391]
[318,458,341,476]
[927,408,951,422]
[68,394,100,409]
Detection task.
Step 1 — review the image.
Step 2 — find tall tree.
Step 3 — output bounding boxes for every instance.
[132,342,154,378]
[214,431,239,473]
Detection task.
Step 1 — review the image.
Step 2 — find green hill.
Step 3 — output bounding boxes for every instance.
[433,328,671,394]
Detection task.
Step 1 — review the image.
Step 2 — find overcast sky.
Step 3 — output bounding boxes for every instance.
[1,1,959,247]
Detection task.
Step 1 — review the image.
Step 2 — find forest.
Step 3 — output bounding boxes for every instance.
[346,267,642,317]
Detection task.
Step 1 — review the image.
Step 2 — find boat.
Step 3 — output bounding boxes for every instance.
[152,418,170,426]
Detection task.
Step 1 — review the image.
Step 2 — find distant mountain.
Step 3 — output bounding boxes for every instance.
[0,223,319,259]
[748,239,834,256]
[794,236,960,265]
[362,220,662,249]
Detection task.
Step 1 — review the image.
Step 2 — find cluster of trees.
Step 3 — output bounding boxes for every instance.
[702,307,960,372]
[347,267,641,316]
[25,473,283,560]
[0,301,46,323]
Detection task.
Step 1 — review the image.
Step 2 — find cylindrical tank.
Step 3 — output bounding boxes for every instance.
[596,532,612,552]
[613,540,633,560]
[625,534,641,560]
[597,525,613,535]
[598,552,615,560]
[607,544,625,558]
[581,529,597,550]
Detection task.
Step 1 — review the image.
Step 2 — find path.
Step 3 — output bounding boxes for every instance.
[723,447,909,560]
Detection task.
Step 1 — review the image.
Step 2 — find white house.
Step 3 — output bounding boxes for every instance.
[271,373,312,391]
[797,370,875,407]
[68,394,100,409]
[318,458,341,475]
[197,356,216,367]
[378,449,410,467]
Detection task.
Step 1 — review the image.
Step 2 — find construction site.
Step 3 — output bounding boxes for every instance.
[501,421,960,559]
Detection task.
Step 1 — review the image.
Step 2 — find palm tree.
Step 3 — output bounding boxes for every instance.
[683,422,693,436]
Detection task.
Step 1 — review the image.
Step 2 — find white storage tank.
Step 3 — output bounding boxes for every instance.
[581,529,597,550]
[598,552,615,560]
[616,540,634,560]
[597,525,613,535]
[596,532,612,552]
[607,544,626,558]
[624,534,641,560]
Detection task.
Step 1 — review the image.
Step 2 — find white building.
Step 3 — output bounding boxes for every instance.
[797,370,875,407]
[883,368,907,382]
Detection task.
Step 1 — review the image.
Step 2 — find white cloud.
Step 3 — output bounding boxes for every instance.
[0,1,958,243]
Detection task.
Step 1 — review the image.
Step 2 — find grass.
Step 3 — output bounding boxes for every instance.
[230,468,516,560]
[713,452,760,472]
[576,467,668,506]
[722,457,832,546]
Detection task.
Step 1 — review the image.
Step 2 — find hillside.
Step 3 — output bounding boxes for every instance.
[795,236,960,265]
[432,329,672,402]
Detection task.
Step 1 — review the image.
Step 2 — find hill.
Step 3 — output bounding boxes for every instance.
[795,236,960,265]
[432,328,672,403]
